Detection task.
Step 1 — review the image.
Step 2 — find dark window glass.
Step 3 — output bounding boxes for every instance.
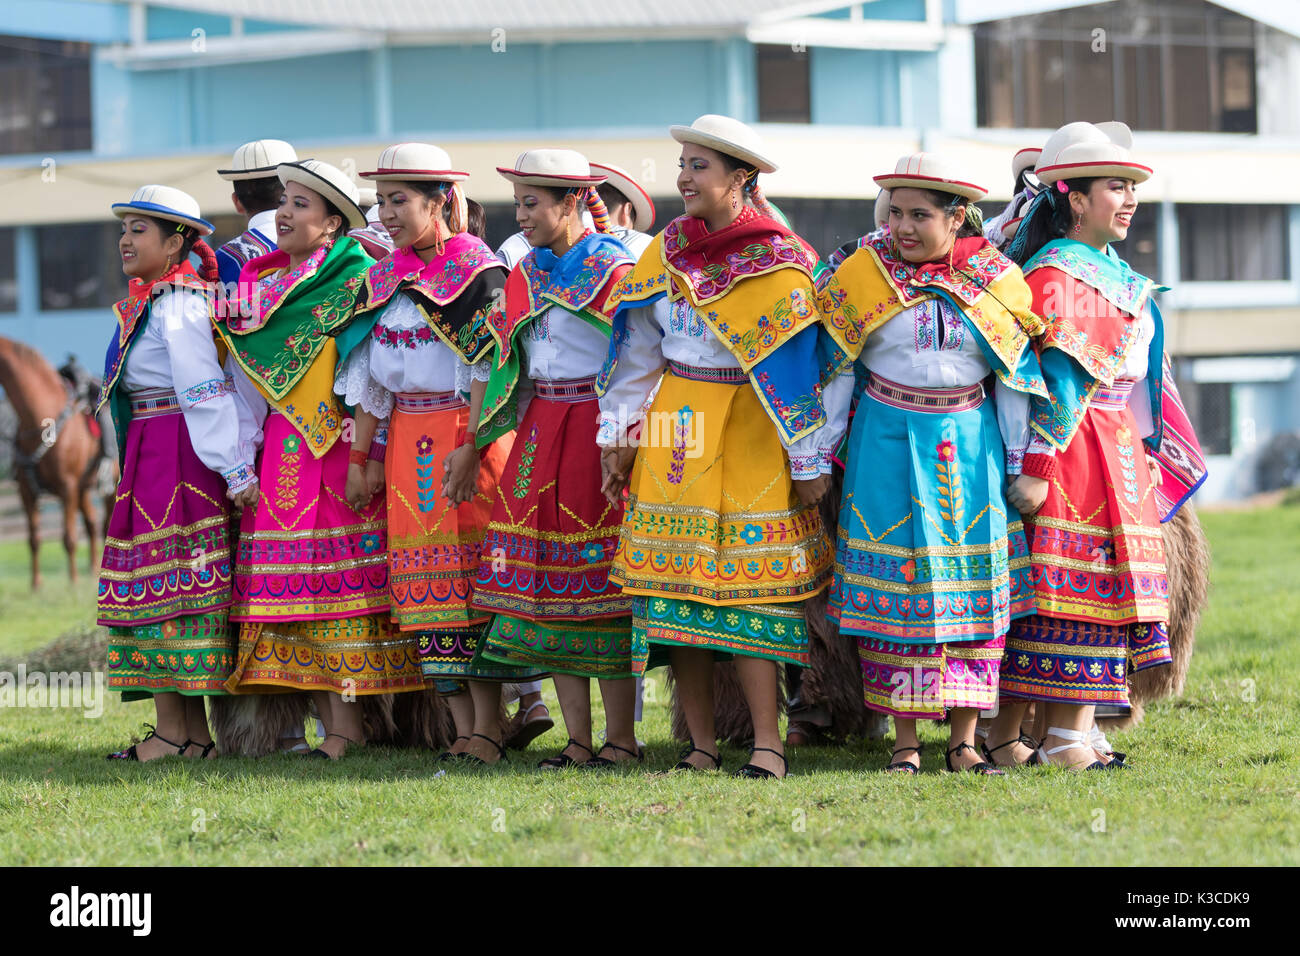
[1177,204,1289,281]
[973,0,1256,133]
[0,34,92,154]
[1192,380,1233,455]
[0,228,15,312]
[756,45,811,124]
[37,222,124,311]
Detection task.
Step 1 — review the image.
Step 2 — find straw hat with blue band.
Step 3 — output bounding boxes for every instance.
[277,159,366,230]
[112,185,214,236]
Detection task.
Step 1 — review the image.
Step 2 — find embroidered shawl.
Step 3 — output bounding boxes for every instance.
[1022,240,1169,454]
[476,231,633,446]
[216,236,372,456]
[99,261,214,462]
[817,235,1048,400]
[340,234,503,366]
[597,211,836,446]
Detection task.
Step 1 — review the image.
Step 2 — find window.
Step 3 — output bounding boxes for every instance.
[0,34,92,155]
[974,0,1258,133]
[768,197,874,262]
[0,228,15,312]
[37,222,125,311]
[1177,204,1289,281]
[756,45,811,124]
[1190,380,1232,455]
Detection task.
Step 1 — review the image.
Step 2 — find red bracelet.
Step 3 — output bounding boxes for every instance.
[348,449,368,466]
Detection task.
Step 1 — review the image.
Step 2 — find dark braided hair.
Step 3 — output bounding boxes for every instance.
[1006,177,1098,265]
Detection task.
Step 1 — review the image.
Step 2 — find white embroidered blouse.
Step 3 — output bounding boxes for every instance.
[119,287,261,492]
[596,296,850,479]
[333,292,491,419]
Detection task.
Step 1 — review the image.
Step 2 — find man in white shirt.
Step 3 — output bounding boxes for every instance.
[591,162,655,259]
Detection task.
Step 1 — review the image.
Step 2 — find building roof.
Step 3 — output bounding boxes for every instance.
[133,0,828,35]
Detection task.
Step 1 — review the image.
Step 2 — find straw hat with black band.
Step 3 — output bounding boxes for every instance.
[217,139,298,181]
[277,159,366,230]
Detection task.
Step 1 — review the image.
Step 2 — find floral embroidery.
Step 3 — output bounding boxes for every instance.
[512,423,539,499]
[373,322,435,349]
[740,523,764,544]
[935,422,964,533]
[1115,424,1139,505]
[181,377,234,408]
[359,533,381,554]
[415,433,437,513]
[581,542,604,563]
[282,435,301,454]
[667,405,693,485]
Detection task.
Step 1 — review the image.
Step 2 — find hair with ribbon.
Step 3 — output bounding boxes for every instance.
[1005,176,1098,265]
[584,186,612,233]
[148,217,219,282]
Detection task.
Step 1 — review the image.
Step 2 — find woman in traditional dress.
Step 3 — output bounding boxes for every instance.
[469,149,640,769]
[101,185,260,760]
[988,121,1192,769]
[333,143,538,766]
[816,154,1049,774]
[219,160,424,760]
[598,115,846,779]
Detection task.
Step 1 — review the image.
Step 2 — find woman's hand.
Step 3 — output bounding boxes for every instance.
[442,443,481,505]
[365,458,385,499]
[600,444,638,507]
[1007,474,1049,515]
[227,479,260,513]
[345,463,372,511]
[1146,453,1162,487]
[793,475,830,507]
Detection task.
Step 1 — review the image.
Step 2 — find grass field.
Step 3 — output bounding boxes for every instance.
[0,507,1296,866]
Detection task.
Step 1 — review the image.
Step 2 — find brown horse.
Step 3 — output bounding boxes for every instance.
[0,336,112,589]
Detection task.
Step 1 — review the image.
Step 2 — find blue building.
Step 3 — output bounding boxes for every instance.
[2,0,1298,500]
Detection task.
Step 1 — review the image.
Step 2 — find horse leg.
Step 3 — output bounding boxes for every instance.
[18,478,40,590]
[62,488,79,584]
[81,486,99,573]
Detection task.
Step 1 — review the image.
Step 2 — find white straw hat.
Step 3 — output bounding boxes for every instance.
[277,160,366,230]
[1034,121,1151,185]
[590,161,655,228]
[361,143,469,182]
[873,152,987,201]
[217,139,298,181]
[873,189,890,228]
[112,184,214,236]
[1012,147,1042,182]
[497,149,605,188]
[670,114,776,174]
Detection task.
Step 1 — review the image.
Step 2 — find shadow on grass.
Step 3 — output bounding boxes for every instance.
[0,735,903,785]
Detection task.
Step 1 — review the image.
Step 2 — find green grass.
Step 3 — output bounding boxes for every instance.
[0,509,1297,865]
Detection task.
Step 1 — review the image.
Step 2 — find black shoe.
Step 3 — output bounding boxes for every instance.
[945,741,1006,776]
[734,746,788,779]
[980,733,1039,768]
[106,724,187,761]
[460,733,508,766]
[436,736,470,762]
[884,744,922,774]
[538,737,594,769]
[672,740,722,771]
[584,741,643,768]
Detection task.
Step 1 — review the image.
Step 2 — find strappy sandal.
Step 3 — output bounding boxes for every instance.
[945,741,1006,775]
[1089,725,1128,769]
[461,732,508,766]
[672,740,722,771]
[735,746,788,779]
[980,733,1041,768]
[308,732,359,760]
[1035,726,1109,770]
[186,740,218,759]
[106,724,188,761]
[884,744,922,774]
[436,736,470,762]
[504,699,555,751]
[538,737,593,769]
[584,741,644,768]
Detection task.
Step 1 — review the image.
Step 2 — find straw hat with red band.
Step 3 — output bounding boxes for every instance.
[361,143,469,183]
[217,139,298,181]
[497,149,606,188]
[277,160,366,230]
[670,114,777,174]
[1012,147,1042,182]
[873,153,987,202]
[590,161,655,228]
[1034,121,1151,185]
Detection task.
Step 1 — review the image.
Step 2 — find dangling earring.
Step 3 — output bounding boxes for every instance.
[566,217,576,245]
[731,190,739,211]
[1071,217,1082,237]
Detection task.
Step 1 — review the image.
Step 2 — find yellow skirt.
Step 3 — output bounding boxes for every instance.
[611,366,831,608]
